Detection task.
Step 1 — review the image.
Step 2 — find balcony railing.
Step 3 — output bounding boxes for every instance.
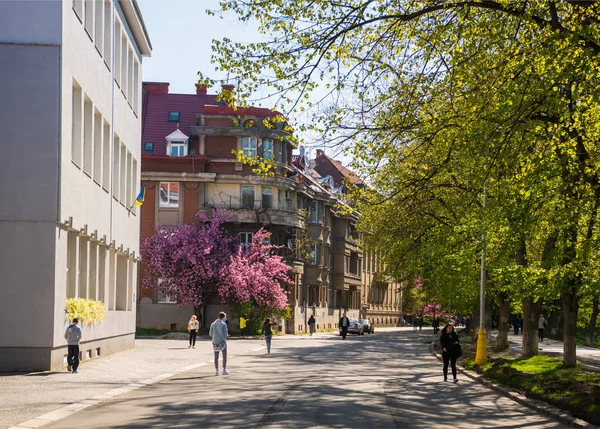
[203,199,297,212]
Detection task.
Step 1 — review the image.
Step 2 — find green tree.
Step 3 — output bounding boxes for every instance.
[206,1,600,366]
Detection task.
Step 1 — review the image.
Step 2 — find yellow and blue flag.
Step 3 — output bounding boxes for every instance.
[134,178,151,207]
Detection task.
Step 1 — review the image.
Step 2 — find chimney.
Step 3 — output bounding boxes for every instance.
[143,82,169,94]
[196,83,208,96]
[222,84,235,92]
[316,149,324,157]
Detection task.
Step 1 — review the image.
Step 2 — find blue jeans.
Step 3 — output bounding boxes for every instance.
[265,336,272,353]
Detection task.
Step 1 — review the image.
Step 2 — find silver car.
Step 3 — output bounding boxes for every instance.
[347,318,365,335]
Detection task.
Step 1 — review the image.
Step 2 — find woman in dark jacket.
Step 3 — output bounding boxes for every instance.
[439,324,460,382]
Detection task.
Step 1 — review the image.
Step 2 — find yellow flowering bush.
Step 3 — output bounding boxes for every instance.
[65,298,106,324]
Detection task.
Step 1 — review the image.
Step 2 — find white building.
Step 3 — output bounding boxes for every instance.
[0,0,151,371]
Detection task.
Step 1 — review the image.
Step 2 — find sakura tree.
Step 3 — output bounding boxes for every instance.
[140,210,237,309]
[221,229,292,333]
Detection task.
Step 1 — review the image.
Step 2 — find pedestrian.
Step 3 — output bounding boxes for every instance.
[512,315,520,336]
[439,323,460,383]
[209,312,229,376]
[64,317,82,373]
[188,315,199,348]
[308,315,316,336]
[262,318,277,353]
[538,314,547,342]
[432,317,440,334]
[239,315,247,338]
[418,315,423,331]
[339,313,350,339]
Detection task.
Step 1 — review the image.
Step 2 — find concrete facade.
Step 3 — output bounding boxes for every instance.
[0,0,151,371]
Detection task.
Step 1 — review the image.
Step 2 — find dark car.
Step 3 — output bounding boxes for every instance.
[359,319,374,334]
[341,318,364,335]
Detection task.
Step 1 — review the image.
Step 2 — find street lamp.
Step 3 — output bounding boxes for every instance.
[475,183,487,365]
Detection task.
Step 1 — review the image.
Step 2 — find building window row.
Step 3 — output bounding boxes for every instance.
[72,80,111,193]
[114,13,140,114]
[241,137,281,162]
[66,230,134,312]
[72,0,112,70]
[112,133,138,214]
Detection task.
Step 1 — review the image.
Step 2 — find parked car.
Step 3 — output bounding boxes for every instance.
[346,318,364,335]
[359,319,374,334]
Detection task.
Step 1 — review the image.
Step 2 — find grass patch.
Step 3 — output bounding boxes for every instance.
[473,354,600,425]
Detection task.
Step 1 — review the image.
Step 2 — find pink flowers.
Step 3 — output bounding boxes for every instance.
[141,210,291,311]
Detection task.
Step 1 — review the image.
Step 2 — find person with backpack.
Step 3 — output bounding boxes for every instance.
[439,324,461,383]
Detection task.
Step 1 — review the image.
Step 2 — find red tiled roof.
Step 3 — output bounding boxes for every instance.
[314,152,364,188]
[142,90,218,155]
[202,105,283,118]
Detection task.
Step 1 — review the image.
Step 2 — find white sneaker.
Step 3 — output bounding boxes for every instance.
[222,369,230,375]
[215,370,220,376]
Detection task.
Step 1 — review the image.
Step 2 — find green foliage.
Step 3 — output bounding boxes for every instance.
[65,298,106,324]
[231,301,290,335]
[232,149,276,177]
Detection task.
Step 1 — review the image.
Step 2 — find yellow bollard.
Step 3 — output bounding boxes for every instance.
[474,329,487,366]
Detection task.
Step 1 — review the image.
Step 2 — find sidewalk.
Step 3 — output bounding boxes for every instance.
[1,328,399,429]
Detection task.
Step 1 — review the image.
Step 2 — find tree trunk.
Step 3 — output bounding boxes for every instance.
[586,295,599,346]
[495,293,510,350]
[522,296,542,357]
[562,290,579,367]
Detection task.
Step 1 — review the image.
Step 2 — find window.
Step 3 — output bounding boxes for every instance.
[103,0,111,65]
[168,111,180,122]
[159,182,179,208]
[262,139,273,160]
[310,201,318,223]
[310,243,317,265]
[157,292,177,304]
[94,0,103,54]
[73,0,83,20]
[240,232,254,250]
[144,142,154,152]
[102,121,110,189]
[84,0,93,38]
[83,96,93,174]
[241,185,255,208]
[170,143,185,157]
[114,21,121,85]
[113,134,120,200]
[71,83,82,165]
[93,109,102,183]
[242,137,257,157]
[262,187,272,209]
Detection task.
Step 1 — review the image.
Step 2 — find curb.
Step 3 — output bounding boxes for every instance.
[429,342,598,429]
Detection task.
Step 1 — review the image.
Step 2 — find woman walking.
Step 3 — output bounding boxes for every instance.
[188,315,199,348]
[308,315,316,336]
[439,324,460,383]
[262,318,277,354]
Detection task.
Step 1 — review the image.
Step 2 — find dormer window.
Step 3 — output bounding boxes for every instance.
[165,129,189,157]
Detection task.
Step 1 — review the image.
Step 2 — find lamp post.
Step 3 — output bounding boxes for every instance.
[475,183,487,365]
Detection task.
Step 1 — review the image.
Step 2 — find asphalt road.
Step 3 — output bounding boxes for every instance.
[40,330,567,429]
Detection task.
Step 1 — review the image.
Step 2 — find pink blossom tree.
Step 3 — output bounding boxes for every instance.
[221,229,292,333]
[140,210,237,311]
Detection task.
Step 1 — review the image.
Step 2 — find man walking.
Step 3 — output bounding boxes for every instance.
[239,316,247,338]
[339,313,350,340]
[210,312,229,376]
[64,318,82,373]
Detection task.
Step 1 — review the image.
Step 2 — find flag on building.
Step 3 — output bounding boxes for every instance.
[134,178,151,207]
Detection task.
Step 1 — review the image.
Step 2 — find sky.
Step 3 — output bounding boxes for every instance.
[138,0,259,95]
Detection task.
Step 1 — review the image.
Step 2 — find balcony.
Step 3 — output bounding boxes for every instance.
[200,200,301,227]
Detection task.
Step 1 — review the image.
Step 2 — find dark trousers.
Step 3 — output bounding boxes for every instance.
[433,326,438,334]
[241,327,245,337]
[67,345,80,371]
[189,330,198,346]
[341,326,348,339]
[514,325,519,335]
[214,345,227,370]
[538,328,544,341]
[442,353,457,380]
